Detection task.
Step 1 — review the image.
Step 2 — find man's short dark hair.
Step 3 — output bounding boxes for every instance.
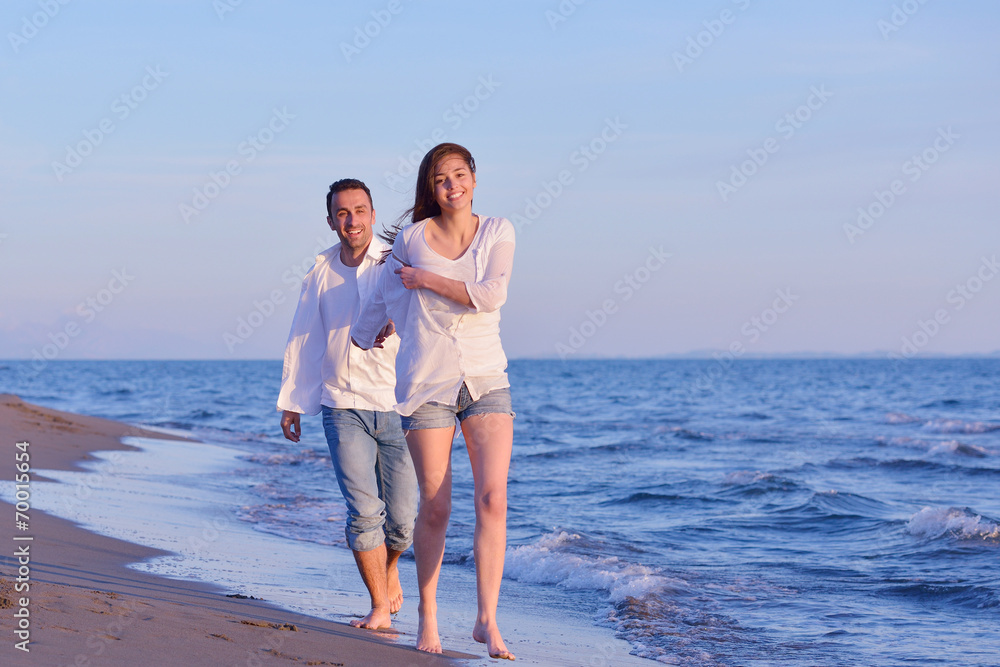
[327,179,373,216]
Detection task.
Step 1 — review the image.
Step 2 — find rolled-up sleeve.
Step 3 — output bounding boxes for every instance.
[466,219,515,313]
[277,269,326,414]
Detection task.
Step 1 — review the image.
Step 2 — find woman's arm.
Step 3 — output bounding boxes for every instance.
[396,219,515,312]
[396,266,474,307]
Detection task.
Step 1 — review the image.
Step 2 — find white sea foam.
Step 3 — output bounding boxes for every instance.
[907,507,1000,541]
[6,438,647,666]
[723,470,773,485]
[927,440,990,458]
[504,531,685,603]
[875,435,992,458]
[921,419,1000,434]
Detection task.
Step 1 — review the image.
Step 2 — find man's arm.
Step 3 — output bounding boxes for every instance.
[277,260,326,415]
[352,259,392,350]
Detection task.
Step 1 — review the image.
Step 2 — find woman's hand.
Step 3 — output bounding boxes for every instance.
[395,265,429,290]
[395,265,474,307]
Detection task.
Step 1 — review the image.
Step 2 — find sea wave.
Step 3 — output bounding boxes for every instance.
[504,531,763,665]
[874,436,992,458]
[885,412,923,424]
[882,582,999,610]
[739,411,773,420]
[672,428,715,441]
[906,507,1000,541]
[723,470,774,486]
[926,440,990,458]
[505,531,682,602]
[720,470,801,497]
[921,419,1000,434]
[828,457,989,476]
[237,500,346,546]
[243,448,331,468]
[883,413,1000,434]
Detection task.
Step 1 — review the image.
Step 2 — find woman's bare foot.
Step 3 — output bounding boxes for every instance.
[416,606,442,653]
[350,605,392,629]
[387,562,404,614]
[473,620,515,660]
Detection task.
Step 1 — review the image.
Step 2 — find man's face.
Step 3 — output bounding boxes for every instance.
[327,188,374,252]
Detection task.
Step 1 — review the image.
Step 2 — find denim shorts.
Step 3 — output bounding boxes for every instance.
[401,383,515,431]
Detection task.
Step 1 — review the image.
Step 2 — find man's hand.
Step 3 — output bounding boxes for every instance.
[280,410,302,442]
[373,320,396,348]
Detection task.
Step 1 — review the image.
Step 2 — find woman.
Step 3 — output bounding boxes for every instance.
[352,143,516,660]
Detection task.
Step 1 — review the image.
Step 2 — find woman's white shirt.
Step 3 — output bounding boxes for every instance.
[352,215,515,416]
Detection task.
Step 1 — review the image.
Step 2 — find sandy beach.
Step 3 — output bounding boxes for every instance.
[0,394,468,666]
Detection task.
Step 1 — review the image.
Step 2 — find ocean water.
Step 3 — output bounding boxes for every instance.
[2,358,999,666]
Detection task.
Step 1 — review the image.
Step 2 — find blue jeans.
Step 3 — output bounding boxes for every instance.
[321,407,418,553]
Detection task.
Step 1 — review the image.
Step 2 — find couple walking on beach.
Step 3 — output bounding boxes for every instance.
[276,143,517,660]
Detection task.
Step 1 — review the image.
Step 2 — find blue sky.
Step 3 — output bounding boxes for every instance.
[1,0,998,360]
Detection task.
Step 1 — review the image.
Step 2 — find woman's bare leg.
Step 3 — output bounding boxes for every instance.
[404,426,455,653]
[462,413,515,660]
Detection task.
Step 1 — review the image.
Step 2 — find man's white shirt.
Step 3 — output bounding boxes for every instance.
[277,238,398,415]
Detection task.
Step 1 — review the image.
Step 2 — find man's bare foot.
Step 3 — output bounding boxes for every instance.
[387,562,404,614]
[350,606,392,629]
[474,620,515,660]
[416,607,442,653]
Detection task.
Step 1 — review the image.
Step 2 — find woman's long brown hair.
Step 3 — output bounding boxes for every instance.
[379,142,476,261]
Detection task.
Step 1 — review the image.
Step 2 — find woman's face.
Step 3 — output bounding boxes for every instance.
[431,154,476,213]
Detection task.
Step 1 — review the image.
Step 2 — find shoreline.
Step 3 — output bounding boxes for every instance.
[0,394,468,665]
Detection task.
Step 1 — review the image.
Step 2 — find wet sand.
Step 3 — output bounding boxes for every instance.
[0,394,468,666]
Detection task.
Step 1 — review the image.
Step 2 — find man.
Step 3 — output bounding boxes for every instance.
[277,178,417,629]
